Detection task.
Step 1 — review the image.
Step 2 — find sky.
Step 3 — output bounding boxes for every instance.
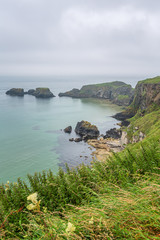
[0,0,160,77]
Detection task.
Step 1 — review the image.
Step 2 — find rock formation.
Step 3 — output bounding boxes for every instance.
[75,121,99,139]
[104,128,122,139]
[27,88,55,98]
[113,76,160,121]
[6,88,24,96]
[59,81,134,106]
[64,126,72,133]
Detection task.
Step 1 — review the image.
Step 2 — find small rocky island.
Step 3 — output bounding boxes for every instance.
[6,88,24,96]
[6,88,55,98]
[59,81,134,106]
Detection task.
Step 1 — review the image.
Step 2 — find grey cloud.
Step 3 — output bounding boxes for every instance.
[0,0,160,76]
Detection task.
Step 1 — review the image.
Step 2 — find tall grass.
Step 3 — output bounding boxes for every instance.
[0,140,160,239]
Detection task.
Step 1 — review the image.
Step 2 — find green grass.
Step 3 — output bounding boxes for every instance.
[117,95,130,100]
[0,137,160,239]
[80,81,131,91]
[138,76,160,84]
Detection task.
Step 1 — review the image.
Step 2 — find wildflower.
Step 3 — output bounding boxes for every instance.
[66,222,76,235]
[27,192,41,211]
[43,206,47,213]
[89,216,94,224]
[5,181,10,191]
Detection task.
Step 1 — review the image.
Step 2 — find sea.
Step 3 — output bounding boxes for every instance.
[0,75,140,184]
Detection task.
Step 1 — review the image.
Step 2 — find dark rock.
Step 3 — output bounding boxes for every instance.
[59,88,80,97]
[113,110,135,121]
[64,126,72,133]
[34,88,55,98]
[121,120,130,127]
[74,138,82,142]
[104,128,122,139]
[75,120,99,139]
[6,88,24,96]
[27,89,36,95]
[69,138,74,142]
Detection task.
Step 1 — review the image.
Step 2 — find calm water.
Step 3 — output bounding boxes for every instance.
[0,75,139,183]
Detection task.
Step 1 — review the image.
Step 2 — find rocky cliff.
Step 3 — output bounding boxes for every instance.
[59,81,134,106]
[114,76,160,120]
[131,76,160,111]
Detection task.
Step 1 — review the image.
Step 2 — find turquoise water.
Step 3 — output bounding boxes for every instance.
[0,76,138,183]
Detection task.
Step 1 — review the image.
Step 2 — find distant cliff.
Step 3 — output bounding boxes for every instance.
[59,81,134,106]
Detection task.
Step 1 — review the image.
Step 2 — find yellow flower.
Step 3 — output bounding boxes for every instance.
[89,216,94,224]
[43,207,47,213]
[66,222,76,235]
[27,192,38,204]
[27,192,41,211]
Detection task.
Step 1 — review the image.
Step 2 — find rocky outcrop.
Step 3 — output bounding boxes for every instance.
[75,121,99,139]
[113,109,135,121]
[114,76,160,121]
[59,81,134,106]
[59,88,80,98]
[6,88,55,98]
[27,89,36,95]
[131,76,160,111]
[104,128,122,139]
[27,88,55,98]
[6,88,24,96]
[64,126,72,133]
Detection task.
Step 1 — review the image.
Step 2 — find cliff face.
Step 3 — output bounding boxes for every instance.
[131,77,160,111]
[59,81,134,106]
[114,76,160,120]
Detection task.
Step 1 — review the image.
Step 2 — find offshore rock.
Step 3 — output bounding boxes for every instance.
[64,126,72,133]
[33,88,55,98]
[27,89,36,95]
[75,120,99,139]
[6,88,24,96]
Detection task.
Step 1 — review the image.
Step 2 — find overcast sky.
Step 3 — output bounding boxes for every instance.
[0,0,160,77]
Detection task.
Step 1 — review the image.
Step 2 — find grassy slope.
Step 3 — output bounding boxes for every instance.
[138,76,160,84]
[0,130,160,239]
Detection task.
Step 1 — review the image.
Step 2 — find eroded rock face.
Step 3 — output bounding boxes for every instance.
[6,88,24,96]
[64,126,72,133]
[114,77,160,122]
[75,120,99,139]
[59,81,134,106]
[132,81,160,111]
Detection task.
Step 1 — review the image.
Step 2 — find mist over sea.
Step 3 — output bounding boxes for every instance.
[0,75,140,183]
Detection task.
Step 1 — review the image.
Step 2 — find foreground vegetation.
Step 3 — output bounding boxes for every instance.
[0,134,160,239]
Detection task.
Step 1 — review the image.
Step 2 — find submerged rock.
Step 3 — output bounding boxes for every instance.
[64,126,72,133]
[75,120,99,139]
[6,88,24,96]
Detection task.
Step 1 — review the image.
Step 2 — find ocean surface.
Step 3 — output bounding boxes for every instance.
[0,75,139,183]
